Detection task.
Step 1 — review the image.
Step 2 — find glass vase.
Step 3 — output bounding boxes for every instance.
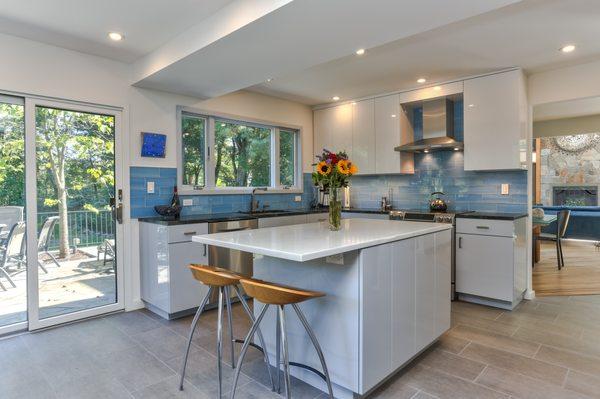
[328,187,342,231]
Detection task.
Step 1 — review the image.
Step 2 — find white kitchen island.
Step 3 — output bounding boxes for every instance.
[193,219,452,398]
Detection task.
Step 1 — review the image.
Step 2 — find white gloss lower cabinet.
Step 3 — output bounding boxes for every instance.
[140,222,209,319]
[456,217,527,309]
[360,230,451,392]
[258,214,308,228]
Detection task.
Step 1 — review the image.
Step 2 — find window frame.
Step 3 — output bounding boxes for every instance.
[176,106,303,195]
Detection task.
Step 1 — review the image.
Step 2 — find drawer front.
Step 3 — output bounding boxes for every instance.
[456,218,514,237]
[168,223,208,243]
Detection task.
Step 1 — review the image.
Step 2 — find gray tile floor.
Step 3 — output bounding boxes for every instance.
[3,295,600,398]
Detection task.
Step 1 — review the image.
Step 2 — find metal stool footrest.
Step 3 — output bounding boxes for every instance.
[288,361,328,382]
[233,338,265,354]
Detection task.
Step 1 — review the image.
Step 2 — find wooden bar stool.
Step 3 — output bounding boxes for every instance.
[230,278,334,399]
[179,265,274,397]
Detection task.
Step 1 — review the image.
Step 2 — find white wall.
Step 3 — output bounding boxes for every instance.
[529,58,600,106]
[0,32,313,312]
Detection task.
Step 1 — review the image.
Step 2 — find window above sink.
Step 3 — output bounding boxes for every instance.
[177,106,303,195]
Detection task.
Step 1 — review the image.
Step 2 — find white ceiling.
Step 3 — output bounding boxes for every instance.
[0,0,236,62]
[132,0,520,99]
[250,0,600,105]
[2,0,600,105]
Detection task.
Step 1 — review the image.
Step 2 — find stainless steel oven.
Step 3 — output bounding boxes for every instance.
[207,219,257,305]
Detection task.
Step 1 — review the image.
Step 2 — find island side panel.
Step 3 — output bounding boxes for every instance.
[359,230,452,394]
[253,252,361,395]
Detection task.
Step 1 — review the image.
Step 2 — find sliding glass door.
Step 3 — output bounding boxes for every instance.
[0,95,27,334]
[0,95,124,334]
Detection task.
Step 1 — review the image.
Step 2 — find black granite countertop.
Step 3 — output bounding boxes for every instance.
[456,212,528,221]
[138,207,386,226]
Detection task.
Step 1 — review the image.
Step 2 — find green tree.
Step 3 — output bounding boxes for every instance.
[214,121,270,187]
[35,107,114,258]
[0,103,25,207]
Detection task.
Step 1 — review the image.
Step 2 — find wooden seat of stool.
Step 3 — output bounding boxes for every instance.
[239,278,325,305]
[189,264,245,287]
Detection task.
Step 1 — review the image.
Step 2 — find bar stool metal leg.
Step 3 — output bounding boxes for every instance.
[276,309,281,393]
[230,304,270,399]
[179,286,213,390]
[216,287,226,398]
[278,305,292,399]
[225,285,236,368]
[233,285,275,391]
[292,303,334,398]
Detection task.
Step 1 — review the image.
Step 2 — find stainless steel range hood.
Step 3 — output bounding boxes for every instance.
[395,98,463,153]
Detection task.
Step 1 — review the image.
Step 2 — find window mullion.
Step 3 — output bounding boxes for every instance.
[207,116,216,188]
[272,127,280,188]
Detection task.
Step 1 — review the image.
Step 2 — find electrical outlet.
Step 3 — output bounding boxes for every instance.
[147,181,154,194]
[294,195,302,202]
[182,199,193,206]
[501,184,510,195]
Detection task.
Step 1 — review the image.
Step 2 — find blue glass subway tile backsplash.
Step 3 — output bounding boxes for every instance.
[348,151,527,213]
[130,157,526,219]
[129,167,315,218]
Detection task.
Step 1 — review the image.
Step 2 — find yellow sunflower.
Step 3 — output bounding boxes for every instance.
[336,159,350,175]
[348,161,358,174]
[317,161,332,175]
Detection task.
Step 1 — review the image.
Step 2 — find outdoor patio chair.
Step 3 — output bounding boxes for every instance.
[0,221,26,291]
[0,206,24,242]
[98,238,115,266]
[38,216,60,269]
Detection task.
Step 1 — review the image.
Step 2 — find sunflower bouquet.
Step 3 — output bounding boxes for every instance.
[312,149,358,230]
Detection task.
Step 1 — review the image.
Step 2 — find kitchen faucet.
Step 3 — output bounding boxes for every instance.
[250,187,268,212]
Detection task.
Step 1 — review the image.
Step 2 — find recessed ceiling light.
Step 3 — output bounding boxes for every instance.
[433,86,441,91]
[417,78,427,84]
[423,149,430,153]
[454,147,460,151]
[108,32,123,41]
[559,44,576,53]
[391,114,397,118]
[266,78,273,83]
[332,96,340,101]
[468,104,475,108]
[355,48,366,56]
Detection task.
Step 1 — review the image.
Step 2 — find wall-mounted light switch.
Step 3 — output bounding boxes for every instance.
[294,195,302,202]
[182,199,193,206]
[147,181,155,194]
[501,184,510,195]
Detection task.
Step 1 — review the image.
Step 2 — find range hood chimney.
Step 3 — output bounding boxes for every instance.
[395,98,463,153]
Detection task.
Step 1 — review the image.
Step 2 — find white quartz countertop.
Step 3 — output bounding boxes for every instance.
[192,219,452,262]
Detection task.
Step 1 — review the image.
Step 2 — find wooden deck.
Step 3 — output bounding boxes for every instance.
[533,240,600,296]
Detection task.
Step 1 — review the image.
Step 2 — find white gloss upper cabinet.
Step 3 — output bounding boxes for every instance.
[463,70,527,171]
[352,99,376,174]
[375,94,414,174]
[314,103,353,157]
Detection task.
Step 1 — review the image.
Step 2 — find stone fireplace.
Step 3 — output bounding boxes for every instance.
[553,186,598,206]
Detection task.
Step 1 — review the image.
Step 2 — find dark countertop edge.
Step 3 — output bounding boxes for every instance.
[138,208,387,225]
[456,212,528,221]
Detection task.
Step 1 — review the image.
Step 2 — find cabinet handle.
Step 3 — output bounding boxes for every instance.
[476,226,490,230]
[458,237,462,248]
[183,231,197,236]
[203,244,207,257]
